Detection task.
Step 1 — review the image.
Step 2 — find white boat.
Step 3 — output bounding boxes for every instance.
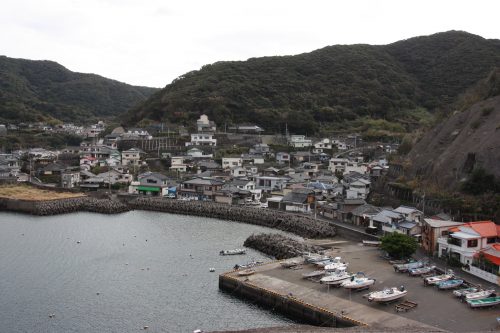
[302,270,326,279]
[220,249,246,255]
[467,296,500,308]
[408,265,435,276]
[303,253,330,264]
[366,286,407,303]
[453,287,478,297]
[320,267,354,286]
[324,257,349,271]
[341,273,376,290]
[423,273,453,286]
[437,279,463,290]
[464,289,496,301]
[280,259,302,268]
[394,260,425,273]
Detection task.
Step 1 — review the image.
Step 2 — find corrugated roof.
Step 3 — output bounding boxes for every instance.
[423,218,464,228]
[450,221,498,238]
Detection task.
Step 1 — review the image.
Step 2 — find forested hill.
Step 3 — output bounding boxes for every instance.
[0,56,158,124]
[127,31,500,135]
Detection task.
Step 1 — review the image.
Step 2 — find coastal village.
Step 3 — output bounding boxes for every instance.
[1,114,499,291]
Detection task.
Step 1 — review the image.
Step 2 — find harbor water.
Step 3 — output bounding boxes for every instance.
[0,211,293,332]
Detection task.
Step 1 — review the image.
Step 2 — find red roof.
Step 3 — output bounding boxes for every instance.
[449,221,498,238]
[476,243,500,266]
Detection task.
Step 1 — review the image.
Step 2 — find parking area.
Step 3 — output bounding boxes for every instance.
[262,241,499,332]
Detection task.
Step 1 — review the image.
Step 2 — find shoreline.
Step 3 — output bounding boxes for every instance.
[0,196,336,239]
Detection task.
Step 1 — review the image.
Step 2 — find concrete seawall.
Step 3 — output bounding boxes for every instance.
[127,197,337,239]
[0,197,130,216]
[219,271,356,328]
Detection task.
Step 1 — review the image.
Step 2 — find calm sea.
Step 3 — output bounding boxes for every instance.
[0,211,293,333]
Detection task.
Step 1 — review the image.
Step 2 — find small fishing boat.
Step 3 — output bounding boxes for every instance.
[324,257,348,271]
[366,286,407,303]
[280,259,302,268]
[464,289,496,301]
[238,269,255,276]
[233,260,264,270]
[341,273,375,290]
[302,270,326,279]
[220,249,246,256]
[437,279,463,290]
[320,267,354,286]
[467,296,500,308]
[423,273,453,286]
[453,287,478,297]
[394,260,425,273]
[408,265,435,276]
[303,253,330,264]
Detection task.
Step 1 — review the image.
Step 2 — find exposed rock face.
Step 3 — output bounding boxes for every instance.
[128,197,337,239]
[244,233,322,259]
[406,95,500,190]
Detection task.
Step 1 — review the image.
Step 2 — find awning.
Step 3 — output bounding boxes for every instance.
[137,186,160,192]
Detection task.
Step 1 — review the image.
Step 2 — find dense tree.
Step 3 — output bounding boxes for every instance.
[381,232,418,259]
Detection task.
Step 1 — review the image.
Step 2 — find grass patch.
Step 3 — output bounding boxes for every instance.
[0,184,85,201]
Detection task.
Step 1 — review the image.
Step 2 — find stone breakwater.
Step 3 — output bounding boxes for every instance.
[129,197,336,239]
[0,197,130,216]
[244,233,323,259]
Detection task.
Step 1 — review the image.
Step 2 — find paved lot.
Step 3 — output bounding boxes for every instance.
[260,241,499,332]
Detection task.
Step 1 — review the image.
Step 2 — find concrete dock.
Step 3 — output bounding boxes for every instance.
[219,241,499,332]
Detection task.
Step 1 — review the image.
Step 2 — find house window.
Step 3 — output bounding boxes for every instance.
[487,237,496,244]
[147,179,157,184]
[467,239,478,248]
[441,230,449,236]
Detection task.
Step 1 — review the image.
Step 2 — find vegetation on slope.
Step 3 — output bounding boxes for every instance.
[0,56,158,124]
[128,31,500,135]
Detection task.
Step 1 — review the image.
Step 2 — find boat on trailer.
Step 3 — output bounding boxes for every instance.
[320,267,354,286]
[341,272,375,290]
[408,265,435,276]
[467,296,500,308]
[437,279,463,290]
[366,286,407,303]
[423,273,453,286]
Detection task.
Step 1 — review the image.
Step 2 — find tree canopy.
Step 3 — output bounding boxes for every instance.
[380,232,418,259]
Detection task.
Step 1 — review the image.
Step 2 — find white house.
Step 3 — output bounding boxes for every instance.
[121,148,143,167]
[312,138,332,153]
[276,152,290,165]
[222,157,242,170]
[288,135,312,148]
[328,158,349,173]
[345,178,371,199]
[185,133,217,147]
[197,114,216,132]
[438,221,500,266]
[187,148,213,158]
[170,156,188,172]
[255,176,288,192]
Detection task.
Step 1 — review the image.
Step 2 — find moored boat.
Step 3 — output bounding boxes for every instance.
[467,296,500,308]
[324,257,348,271]
[464,289,496,301]
[366,286,407,303]
[220,248,246,256]
[453,287,478,297]
[394,260,425,273]
[437,279,463,290]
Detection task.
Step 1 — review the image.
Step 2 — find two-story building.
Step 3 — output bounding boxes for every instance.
[222,157,243,170]
[178,177,224,201]
[121,148,143,167]
[130,172,169,196]
[421,218,464,256]
[185,133,217,147]
[276,152,291,165]
[196,114,216,132]
[288,135,312,148]
[255,176,288,193]
[437,220,500,266]
[312,138,332,154]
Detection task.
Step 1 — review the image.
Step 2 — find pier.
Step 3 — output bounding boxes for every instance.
[219,241,499,332]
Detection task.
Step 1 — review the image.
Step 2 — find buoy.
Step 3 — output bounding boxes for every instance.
[96,292,100,295]
[143,326,149,330]
[49,313,55,318]
[209,268,215,272]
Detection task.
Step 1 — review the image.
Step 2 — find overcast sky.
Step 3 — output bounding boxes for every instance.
[1,0,499,88]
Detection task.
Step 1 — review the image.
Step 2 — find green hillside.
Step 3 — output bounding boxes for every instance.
[127,31,500,136]
[0,56,158,124]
